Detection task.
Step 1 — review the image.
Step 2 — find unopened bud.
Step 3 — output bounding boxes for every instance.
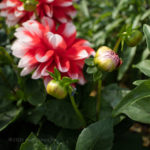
[46,80,67,99]
[94,46,122,72]
[125,30,143,47]
[24,0,37,12]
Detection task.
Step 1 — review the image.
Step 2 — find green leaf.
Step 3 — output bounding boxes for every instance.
[0,105,22,132]
[133,79,149,86]
[85,58,95,66]
[93,70,102,81]
[80,0,89,18]
[86,66,97,74]
[143,24,150,51]
[24,79,46,106]
[118,46,136,80]
[55,129,79,150]
[76,118,113,150]
[133,60,150,77]
[50,140,69,150]
[102,84,130,108]
[113,80,150,124]
[25,105,45,125]
[20,133,47,150]
[0,29,7,46]
[44,100,83,129]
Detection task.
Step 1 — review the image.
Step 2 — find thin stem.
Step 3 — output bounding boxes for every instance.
[113,37,121,53]
[96,80,102,120]
[69,89,86,127]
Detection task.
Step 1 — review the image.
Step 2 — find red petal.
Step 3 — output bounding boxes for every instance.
[46,32,67,50]
[35,49,54,63]
[52,0,72,7]
[41,16,55,32]
[57,22,76,46]
[55,55,70,72]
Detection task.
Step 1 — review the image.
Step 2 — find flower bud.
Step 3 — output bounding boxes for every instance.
[125,30,143,47]
[24,0,37,12]
[94,46,122,72]
[46,80,67,99]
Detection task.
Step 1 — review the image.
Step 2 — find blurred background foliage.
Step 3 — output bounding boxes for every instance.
[0,0,150,149]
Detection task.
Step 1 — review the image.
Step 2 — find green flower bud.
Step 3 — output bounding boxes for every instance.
[94,46,122,72]
[46,80,67,99]
[125,30,143,47]
[24,0,37,12]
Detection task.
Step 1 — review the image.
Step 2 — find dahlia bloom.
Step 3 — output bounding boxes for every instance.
[94,46,122,72]
[0,0,76,26]
[11,17,95,86]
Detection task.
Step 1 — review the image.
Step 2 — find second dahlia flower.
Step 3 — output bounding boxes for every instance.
[11,17,95,86]
[0,0,76,26]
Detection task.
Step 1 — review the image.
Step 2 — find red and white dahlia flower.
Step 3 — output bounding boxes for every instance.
[0,0,76,26]
[11,17,95,86]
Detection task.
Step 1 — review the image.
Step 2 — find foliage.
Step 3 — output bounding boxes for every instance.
[0,0,150,150]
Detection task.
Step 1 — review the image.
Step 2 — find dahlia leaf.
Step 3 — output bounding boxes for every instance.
[86,66,98,74]
[20,133,47,150]
[44,100,83,129]
[76,118,114,150]
[85,58,95,66]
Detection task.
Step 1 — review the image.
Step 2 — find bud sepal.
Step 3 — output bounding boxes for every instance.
[46,68,78,99]
[21,0,38,12]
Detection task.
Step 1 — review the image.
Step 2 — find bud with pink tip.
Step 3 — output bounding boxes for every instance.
[94,46,122,72]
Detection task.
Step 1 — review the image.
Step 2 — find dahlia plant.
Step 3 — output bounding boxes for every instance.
[0,0,150,150]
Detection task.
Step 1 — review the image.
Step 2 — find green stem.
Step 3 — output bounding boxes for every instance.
[113,37,121,53]
[69,89,86,127]
[96,80,102,120]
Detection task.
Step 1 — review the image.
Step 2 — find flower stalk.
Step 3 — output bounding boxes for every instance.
[69,89,86,127]
[113,37,121,53]
[96,80,102,120]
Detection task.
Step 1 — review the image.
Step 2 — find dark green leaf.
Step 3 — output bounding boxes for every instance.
[113,80,150,124]
[102,84,130,108]
[0,102,22,131]
[133,60,150,77]
[24,79,46,106]
[50,140,69,150]
[76,118,114,150]
[44,100,83,129]
[20,133,47,150]
[118,47,136,80]
[25,105,45,125]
